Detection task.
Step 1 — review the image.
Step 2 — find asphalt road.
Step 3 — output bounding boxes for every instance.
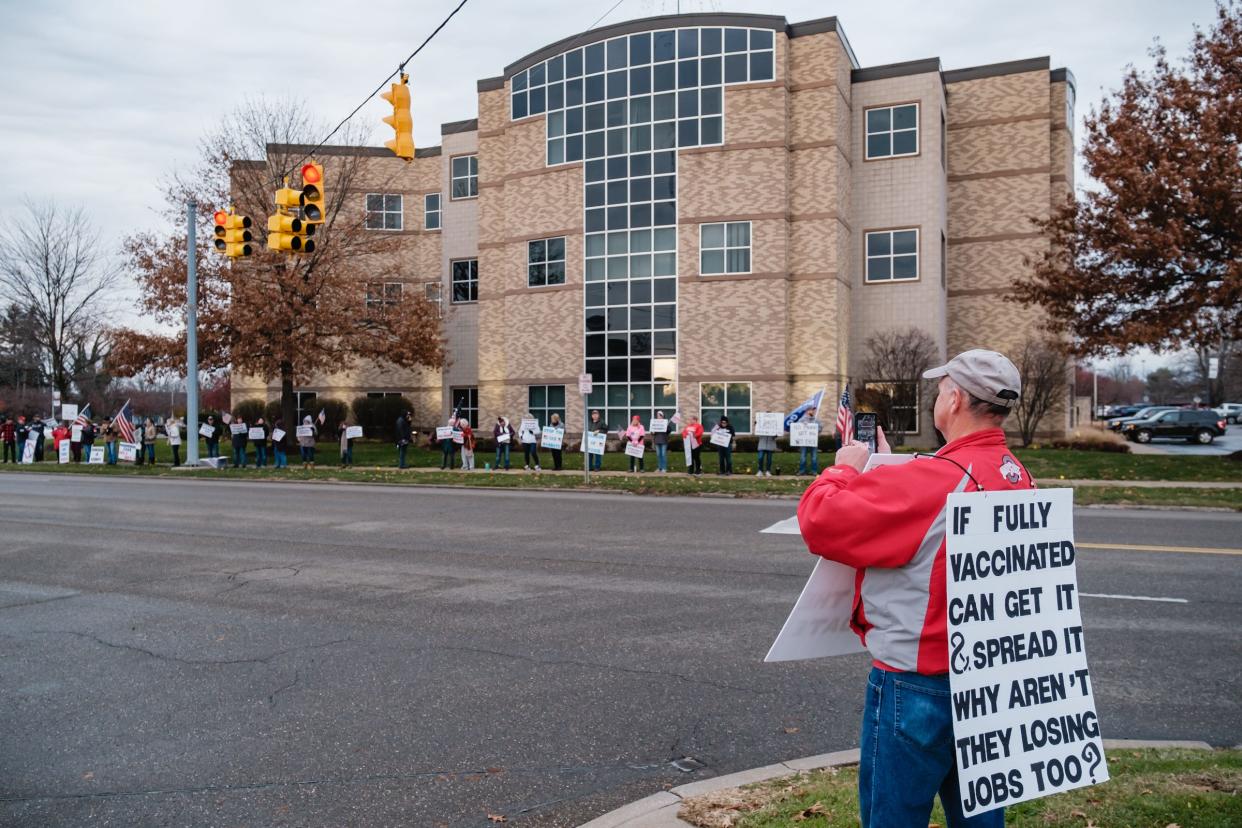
[1,474,1239,827]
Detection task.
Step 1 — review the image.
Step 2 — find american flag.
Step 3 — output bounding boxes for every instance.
[835,387,853,441]
[72,404,92,428]
[112,400,136,444]
[316,408,326,425]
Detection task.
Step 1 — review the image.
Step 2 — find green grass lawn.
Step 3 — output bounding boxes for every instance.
[680,748,1242,828]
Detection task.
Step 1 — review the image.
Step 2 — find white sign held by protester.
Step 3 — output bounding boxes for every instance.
[200,424,214,438]
[709,429,731,448]
[436,426,454,441]
[624,441,644,460]
[71,426,83,442]
[230,423,247,435]
[88,446,105,464]
[58,441,71,463]
[21,439,35,464]
[754,412,783,437]
[168,427,181,446]
[541,426,564,450]
[345,426,363,440]
[118,442,138,462]
[519,417,539,435]
[496,430,511,444]
[248,427,265,440]
[649,418,668,433]
[61,404,78,422]
[945,487,1107,817]
[271,428,286,443]
[578,373,594,395]
[586,432,606,455]
[789,421,819,448]
[766,453,914,661]
[221,412,233,424]
[295,425,314,438]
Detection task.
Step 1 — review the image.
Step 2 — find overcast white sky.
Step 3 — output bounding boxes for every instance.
[0,0,1217,372]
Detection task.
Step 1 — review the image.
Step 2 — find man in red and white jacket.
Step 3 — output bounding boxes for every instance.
[798,350,1033,828]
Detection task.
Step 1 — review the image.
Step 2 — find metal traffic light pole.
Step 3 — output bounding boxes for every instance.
[186,201,200,466]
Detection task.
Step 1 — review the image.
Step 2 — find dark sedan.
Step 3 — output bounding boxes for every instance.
[1123,409,1228,444]
[1106,405,1176,431]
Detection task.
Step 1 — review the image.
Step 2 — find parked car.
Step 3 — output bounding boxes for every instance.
[1212,403,1242,424]
[1106,405,1177,431]
[1122,409,1228,444]
[1104,404,1144,419]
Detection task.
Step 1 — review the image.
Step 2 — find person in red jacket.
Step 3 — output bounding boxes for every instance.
[797,350,1032,828]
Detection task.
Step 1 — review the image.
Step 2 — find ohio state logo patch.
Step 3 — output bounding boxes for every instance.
[999,455,1023,485]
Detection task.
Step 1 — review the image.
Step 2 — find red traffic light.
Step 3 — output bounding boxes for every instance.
[213,210,228,225]
[301,163,321,184]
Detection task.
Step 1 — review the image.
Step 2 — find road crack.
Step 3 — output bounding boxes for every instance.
[31,630,350,667]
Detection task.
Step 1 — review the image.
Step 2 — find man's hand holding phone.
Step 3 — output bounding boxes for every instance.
[834,424,891,473]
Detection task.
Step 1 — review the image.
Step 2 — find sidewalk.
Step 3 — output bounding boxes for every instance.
[579,739,1215,828]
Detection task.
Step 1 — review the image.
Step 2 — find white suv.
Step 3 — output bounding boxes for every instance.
[1213,403,1242,424]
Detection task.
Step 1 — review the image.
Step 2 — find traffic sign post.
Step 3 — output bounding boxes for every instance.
[579,373,593,483]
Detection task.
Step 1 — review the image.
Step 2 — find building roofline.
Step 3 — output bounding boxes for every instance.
[477,76,505,93]
[852,58,942,84]
[787,16,858,68]
[263,143,441,159]
[441,118,478,135]
[942,56,1050,84]
[503,12,788,78]
[1050,67,1077,92]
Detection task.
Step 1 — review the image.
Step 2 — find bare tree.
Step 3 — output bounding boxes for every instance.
[1013,339,1072,447]
[0,201,119,399]
[857,327,939,445]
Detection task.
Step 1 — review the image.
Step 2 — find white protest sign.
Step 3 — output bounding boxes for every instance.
[230,423,247,435]
[118,442,138,462]
[168,428,181,446]
[71,426,83,442]
[452,429,464,444]
[683,436,693,467]
[670,412,681,425]
[496,430,511,444]
[624,441,644,460]
[946,488,1107,817]
[200,424,214,438]
[586,432,606,455]
[435,426,454,440]
[221,412,233,424]
[790,421,819,448]
[248,427,265,440]
[649,418,668,433]
[541,426,564,450]
[295,426,314,438]
[578,373,593,395]
[754,412,783,437]
[271,428,286,443]
[88,446,105,464]
[709,429,731,448]
[519,418,539,437]
[345,425,363,440]
[58,441,71,463]
[766,454,914,661]
[61,404,78,422]
[21,439,35,464]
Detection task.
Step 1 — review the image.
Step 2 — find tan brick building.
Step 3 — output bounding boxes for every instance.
[233,11,1075,446]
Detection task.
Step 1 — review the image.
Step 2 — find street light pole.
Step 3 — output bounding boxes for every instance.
[186,201,200,466]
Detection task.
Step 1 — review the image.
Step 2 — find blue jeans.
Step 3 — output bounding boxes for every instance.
[254,444,267,467]
[798,446,819,474]
[860,667,1003,828]
[340,445,352,465]
[757,449,773,472]
[106,442,117,464]
[589,450,602,471]
[300,446,315,463]
[233,446,246,467]
[274,448,287,468]
[655,442,667,471]
[494,443,510,469]
[398,444,408,468]
[441,442,456,469]
[206,440,219,459]
[716,446,732,474]
[145,443,156,463]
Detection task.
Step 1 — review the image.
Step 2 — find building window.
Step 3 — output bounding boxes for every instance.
[865,103,919,160]
[450,386,478,428]
[699,382,751,433]
[424,281,443,318]
[528,237,567,286]
[699,222,750,274]
[366,392,402,399]
[451,259,478,303]
[451,155,478,199]
[528,385,566,428]
[365,193,403,230]
[862,381,920,434]
[865,229,919,283]
[294,391,317,423]
[424,193,441,230]
[365,282,403,313]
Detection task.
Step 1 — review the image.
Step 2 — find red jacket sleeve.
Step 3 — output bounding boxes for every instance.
[796,461,955,569]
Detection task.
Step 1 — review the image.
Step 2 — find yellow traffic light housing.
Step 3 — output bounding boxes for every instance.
[299,162,325,224]
[382,74,414,160]
[267,180,315,253]
[213,209,252,258]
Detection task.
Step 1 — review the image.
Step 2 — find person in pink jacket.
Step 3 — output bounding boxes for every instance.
[622,415,646,473]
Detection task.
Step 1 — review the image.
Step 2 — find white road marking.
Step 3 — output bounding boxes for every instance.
[760,516,801,535]
[1079,592,1188,604]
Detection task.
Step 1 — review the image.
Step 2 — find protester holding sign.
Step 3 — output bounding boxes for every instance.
[395,409,413,469]
[270,418,289,469]
[545,413,564,470]
[337,421,354,467]
[650,410,669,473]
[493,416,515,470]
[142,418,158,465]
[439,416,458,470]
[681,414,703,475]
[796,349,1031,828]
[710,416,735,475]
[587,410,606,471]
[755,414,778,477]
[101,418,117,465]
[460,420,476,470]
[248,418,267,467]
[623,415,646,473]
[796,410,822,476]
[202,415,220,459]
[519,414,542,471]
[166,416,183,467]
[297,415,317,468]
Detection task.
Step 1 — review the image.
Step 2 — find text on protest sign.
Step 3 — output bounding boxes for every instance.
[435,426,454,440]
[709,429,731,448]
[452,429,464,444]
[271,428,286,443]
[295,426,314,438]
[200,424,214,438]
[71,426,82,442]
[945,488,1107,817]
[59,441,71,463]
[789,421,818,448]
[61,404,79,422]
[624,441,645,459]
[21,440,35,464]
[248,427,265,440]
[649,418,668,433]
[754,412,783,437]
[541,426,564,450]
[230,423,247,435]
[88,446,105,464]
[345,426,363,440]
[118,442,139,462]
[586,432,606,455]
[496,430,511,444]
[519,418,539,435]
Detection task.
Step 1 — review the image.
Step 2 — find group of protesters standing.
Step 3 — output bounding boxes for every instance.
[0,412,176,466]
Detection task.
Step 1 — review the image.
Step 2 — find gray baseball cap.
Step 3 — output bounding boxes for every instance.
[923,349,1022,408]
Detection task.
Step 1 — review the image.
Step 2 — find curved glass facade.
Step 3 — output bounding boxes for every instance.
[511,26,775,430]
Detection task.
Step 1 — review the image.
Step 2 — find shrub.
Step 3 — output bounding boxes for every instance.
[264,399,283,423]
[231,398,267,425]
[351,395,414,440]
[1046,429,1131,453]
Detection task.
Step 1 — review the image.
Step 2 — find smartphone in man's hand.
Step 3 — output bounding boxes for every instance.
[854,412,878,453]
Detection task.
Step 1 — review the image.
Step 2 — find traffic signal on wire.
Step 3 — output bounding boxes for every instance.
[267,182,315,253]
[382,74,414,160]
[213,209,252,258]
[299,162,325,224]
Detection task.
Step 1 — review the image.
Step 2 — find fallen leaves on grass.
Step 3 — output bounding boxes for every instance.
[791,800,828,821]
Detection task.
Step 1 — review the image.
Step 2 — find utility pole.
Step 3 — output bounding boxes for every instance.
[186,201,200,465]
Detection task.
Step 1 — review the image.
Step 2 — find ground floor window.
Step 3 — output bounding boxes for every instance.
[294,391,317,423]
[450,387,478,428]
[860,381,920,434]
[528,385,566,428]
[699,382,751,432]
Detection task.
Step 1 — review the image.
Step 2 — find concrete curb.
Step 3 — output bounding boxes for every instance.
[578,739,1214,828]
